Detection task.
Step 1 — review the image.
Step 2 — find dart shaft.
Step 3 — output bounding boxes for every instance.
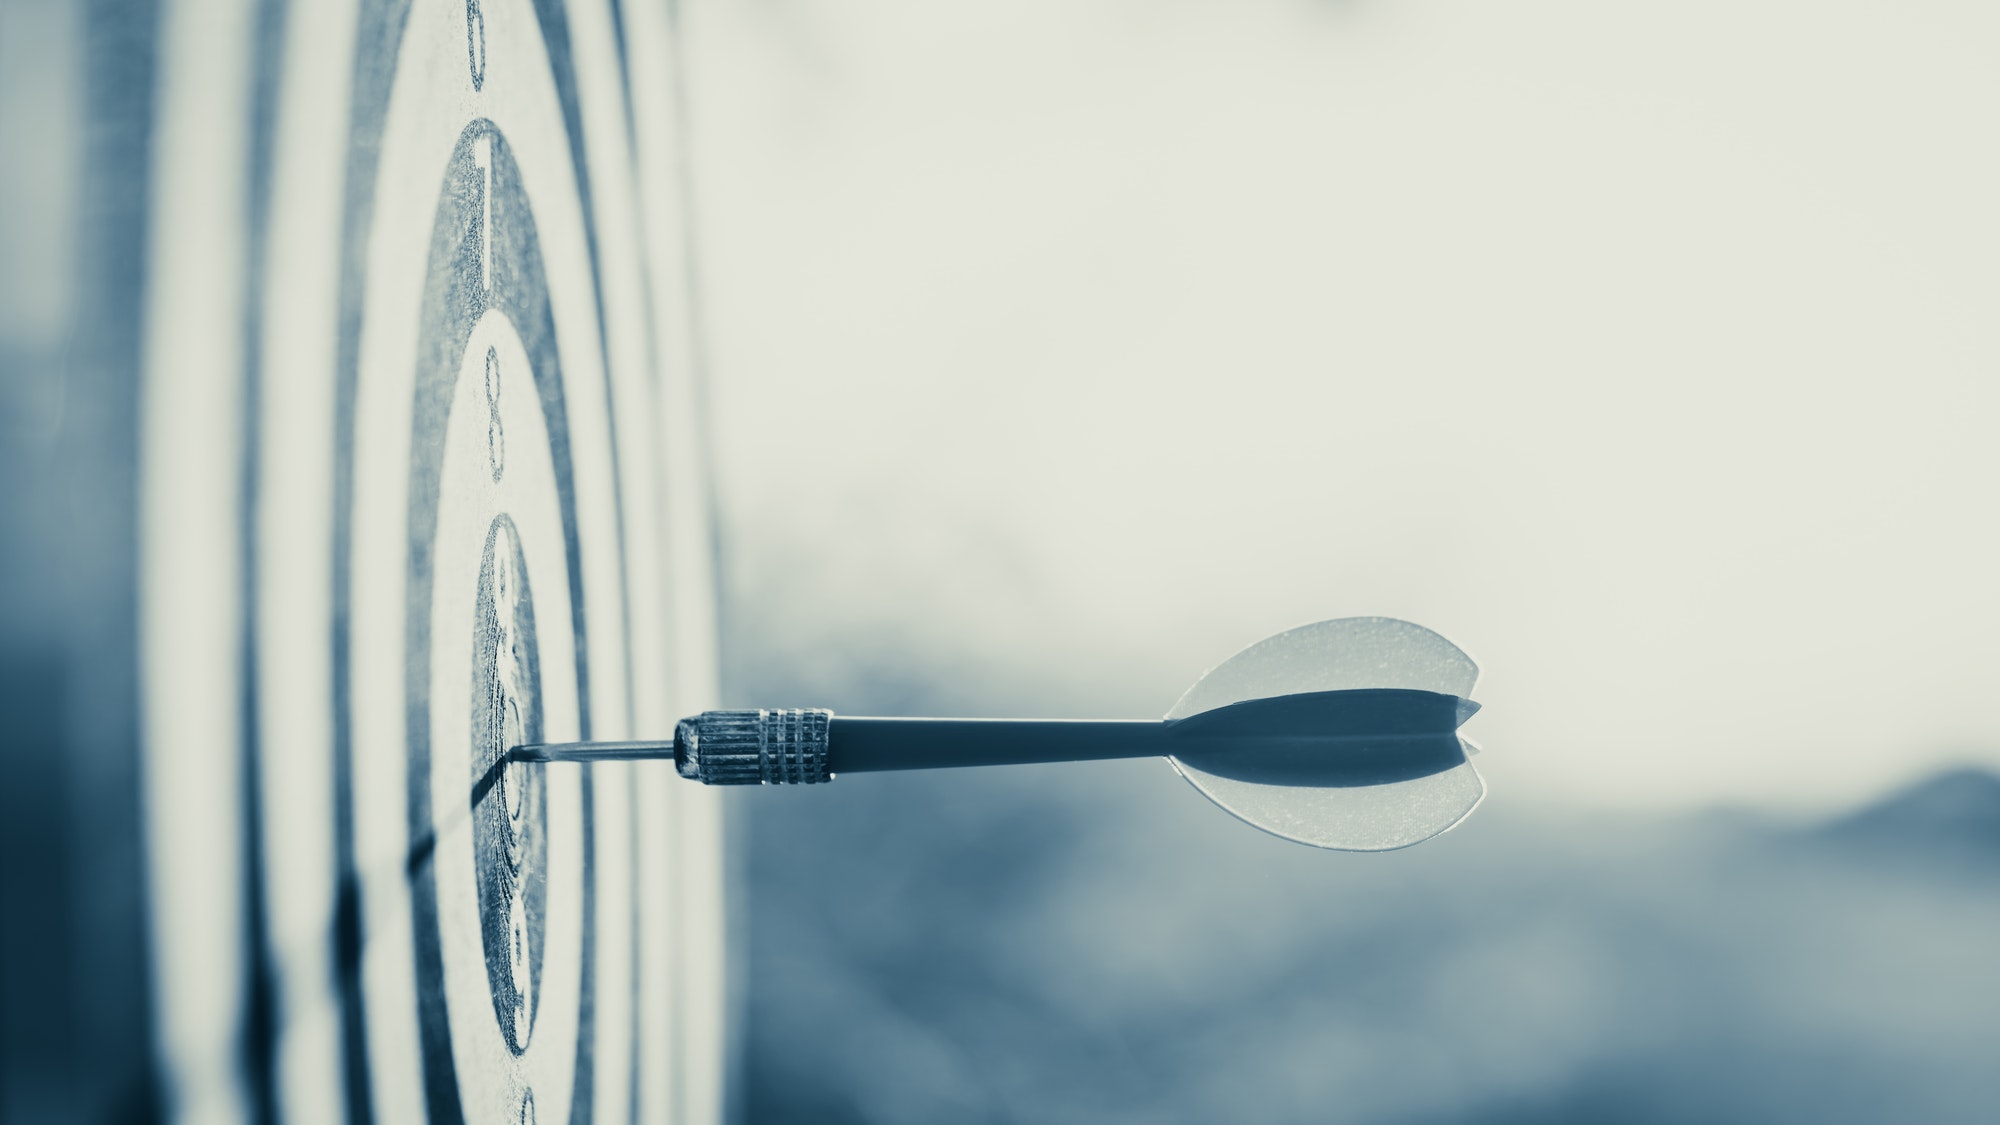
[831,717,1169,773]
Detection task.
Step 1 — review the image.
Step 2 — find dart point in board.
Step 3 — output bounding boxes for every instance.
[513,617,1487,851]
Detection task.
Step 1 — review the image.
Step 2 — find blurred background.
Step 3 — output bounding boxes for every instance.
[3,0,1998,1121]
[678,1,2000,1122]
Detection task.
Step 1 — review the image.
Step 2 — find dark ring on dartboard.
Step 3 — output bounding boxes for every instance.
[473,512,547,1057]
[401,119,594,1116]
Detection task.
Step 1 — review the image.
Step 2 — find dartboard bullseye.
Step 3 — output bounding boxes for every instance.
[134,0,725,1121]
[474,512,548,1058]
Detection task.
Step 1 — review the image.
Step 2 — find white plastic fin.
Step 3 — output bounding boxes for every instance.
[1167,617,1484,851]
[1167,617,1478,721]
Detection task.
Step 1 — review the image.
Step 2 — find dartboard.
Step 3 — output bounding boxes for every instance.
[136,1,725,1121]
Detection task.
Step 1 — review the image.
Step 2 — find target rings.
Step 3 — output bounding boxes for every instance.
[344,8,624,1121]
[139,0,724,1120]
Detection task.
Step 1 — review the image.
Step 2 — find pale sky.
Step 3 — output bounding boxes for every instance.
[685,0,2000,811]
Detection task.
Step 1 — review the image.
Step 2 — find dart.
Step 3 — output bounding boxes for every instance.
[515,616,1487,851]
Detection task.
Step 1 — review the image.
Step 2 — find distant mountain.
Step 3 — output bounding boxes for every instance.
[1811,766,2000,868]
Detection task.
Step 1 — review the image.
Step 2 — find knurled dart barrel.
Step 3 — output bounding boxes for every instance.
[675,708,834,785]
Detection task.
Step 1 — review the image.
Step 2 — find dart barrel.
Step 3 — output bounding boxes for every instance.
[677,709,835,785]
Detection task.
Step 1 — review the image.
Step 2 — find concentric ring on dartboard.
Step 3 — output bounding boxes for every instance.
[349,118,591,1122]
[471,510,548,1056]
[342,3,634,1117]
